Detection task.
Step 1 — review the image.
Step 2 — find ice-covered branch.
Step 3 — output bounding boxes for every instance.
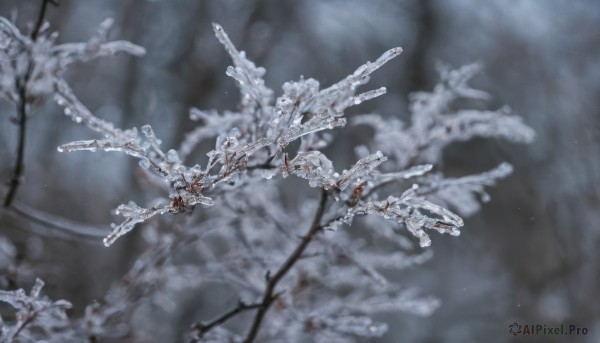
[1,6,537,343]
[418,162,515,216]
[0,16,145,104]
[325,184,463,247]
[55,23,403,246]
[1,12,145,207]
[0,279,73,342]
[212,23,273,118]
[353,64,534,168]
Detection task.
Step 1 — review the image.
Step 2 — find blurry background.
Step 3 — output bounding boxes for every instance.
[1,0,599,342]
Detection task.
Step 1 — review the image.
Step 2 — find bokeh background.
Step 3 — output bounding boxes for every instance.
[1,0,599,342]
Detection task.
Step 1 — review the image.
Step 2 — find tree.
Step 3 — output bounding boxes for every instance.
[0,2,533,342]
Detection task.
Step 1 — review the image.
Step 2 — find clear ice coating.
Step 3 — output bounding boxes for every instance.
[49,21,531,250]
[0,9,538,341]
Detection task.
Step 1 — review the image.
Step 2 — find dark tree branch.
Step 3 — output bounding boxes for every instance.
[4,0,57,208]
[190,300,262,341]
[4,84,28,208]
[32,0,56,40]
[246,153,277,171]
[243,189,328,343]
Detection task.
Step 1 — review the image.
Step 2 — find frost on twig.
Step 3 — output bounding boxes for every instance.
[309,315,388,340]
[324,63,535,249]
[353,63,535,168]
[0,14,146,207]
[55,23,402,246]
[24,17,536,342]
[0,2,544,341]
[419,162,515,216]
[373,164,434,183]
[58,119,215,246]
[282,151,336,188]
[325,184,463,247]
[179,109,246,160]
[51,29,532,338]
[336,151,387,191]
[212,23,273,118]
[0,279,73,343]
[0,17,145,105]
[322,162,517,252]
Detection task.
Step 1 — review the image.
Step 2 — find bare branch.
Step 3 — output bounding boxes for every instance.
[243,189,328,343]
[190,300,261,341]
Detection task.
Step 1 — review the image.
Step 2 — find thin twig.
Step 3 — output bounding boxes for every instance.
[246,162,276,171]
[4,0,56,208]
[4,201,107,241]
[10,303,63,341]
[32,0,55,40]
[243,189,328,343]
[190,300,262,341]
[4,84,28,207]
[246,153,277,171]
